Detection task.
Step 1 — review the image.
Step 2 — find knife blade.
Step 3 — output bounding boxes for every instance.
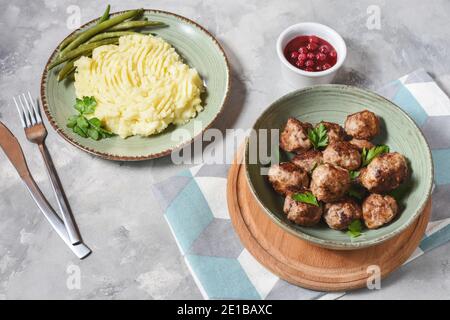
[0,122,91,259]
[0,121,29,178]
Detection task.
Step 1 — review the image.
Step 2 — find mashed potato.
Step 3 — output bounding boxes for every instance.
[74,34,204,138]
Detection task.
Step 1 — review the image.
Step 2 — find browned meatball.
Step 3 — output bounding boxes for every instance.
[311,163,351,203]
[319,121,345,144]
[362,194,398,229]
[268,162,309,195]
[359,152,408,193]
[280,118,313,153]
[344,110,380,140]
[323,141,361,170]
[291,150,323,173]
[349,138,374,151]
[324,198,362,230]
[283,192,323,226]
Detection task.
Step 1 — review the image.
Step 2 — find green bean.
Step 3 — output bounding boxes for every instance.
[78,37,119,50]
[49,38,119,70]
[59,20,156,51]
[60,9,143,56]
[86,31,139,43]
[59,32,78,51]
[130,10,145,20]
[97,4,111,24]
[59,5,111,51]
[107,20,166,31]
[62,66,76,81]
[57,59,76,82]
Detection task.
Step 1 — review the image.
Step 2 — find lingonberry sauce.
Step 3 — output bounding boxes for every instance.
[284,35,337,72]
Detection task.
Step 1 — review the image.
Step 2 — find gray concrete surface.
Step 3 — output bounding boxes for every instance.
[0,0,449,299]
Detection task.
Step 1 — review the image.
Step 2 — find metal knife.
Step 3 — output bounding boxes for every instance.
[0,121,91,259]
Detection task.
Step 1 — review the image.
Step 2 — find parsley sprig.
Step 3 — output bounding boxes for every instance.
[347,220,363,238]
[349,170,360,180]
[67,96,113,140]
[292,191,319,206]
[361,145,390,166]
[308,123,328,150]
[347,186,363,200]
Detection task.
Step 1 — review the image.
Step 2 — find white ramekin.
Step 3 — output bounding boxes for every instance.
[276,22,347,88]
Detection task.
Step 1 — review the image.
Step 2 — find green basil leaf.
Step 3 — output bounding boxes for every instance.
[82,96,97,114]
[73,125,87,138]
[347,220,363,238]
[88,117,102,128]
[87,128,100,140]
[66,115,79,128]
[347,230,361,238]
[362,145,390,166]
[308,123,328,150]
[73,96,97,114]
[68,97,113,139]
[74,98,84,113]
[292,191,319,206]
[76,116,89,130]
[349,170,360,180]
[99,127,114,137]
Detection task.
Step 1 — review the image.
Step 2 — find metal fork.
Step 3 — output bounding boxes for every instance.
[13,92,81,245]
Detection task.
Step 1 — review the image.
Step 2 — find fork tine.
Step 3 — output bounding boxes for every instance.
[22,93,36,125]
[13,97,27,128]
[27,92,42,123]
[17,95,31,127]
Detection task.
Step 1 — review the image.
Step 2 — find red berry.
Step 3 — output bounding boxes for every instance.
[316,53,326,61]
[322,63,332,70]
[308,36,320,44]
[296,60,305,67]
[305,59,315,67]
[302,52,314,60]
[305,67,314,72]
[307,42,318,51]
[298,47,308,54]
[319,45,329,54]
[329,50,337,58]
[298,53,307,60]
[315,65,322,71]
[291,51,299,59]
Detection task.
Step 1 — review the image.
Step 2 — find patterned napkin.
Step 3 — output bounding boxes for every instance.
[151,69,450,299]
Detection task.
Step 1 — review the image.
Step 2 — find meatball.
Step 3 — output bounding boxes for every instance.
[323,141,361,170]
[311,163,351,203]
[280,117,313,153]
[283,192,323,226]
[344,110,380,140]
[291,150,323,173]
[324,198,362,230]
[319,121,345,144]
[362,194,398,229]
[349,138,374,151]
[359,152,408,193]
[268,162,309,195]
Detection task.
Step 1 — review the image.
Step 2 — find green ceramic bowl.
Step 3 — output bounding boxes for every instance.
[41,9,230,161]
[245,85,433,250]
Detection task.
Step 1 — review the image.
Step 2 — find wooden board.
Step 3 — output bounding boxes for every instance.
[227,148,432,292]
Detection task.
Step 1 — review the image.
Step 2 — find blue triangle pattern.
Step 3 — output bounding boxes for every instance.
[186,254,261,299]
[165,179,214,253]
[393,84,428,126]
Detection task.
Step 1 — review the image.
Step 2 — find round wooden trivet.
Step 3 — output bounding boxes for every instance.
[227,148,431,292]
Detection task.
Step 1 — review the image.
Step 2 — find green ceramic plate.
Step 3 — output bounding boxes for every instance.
[41,9,230,161]
[245,85,433,250]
